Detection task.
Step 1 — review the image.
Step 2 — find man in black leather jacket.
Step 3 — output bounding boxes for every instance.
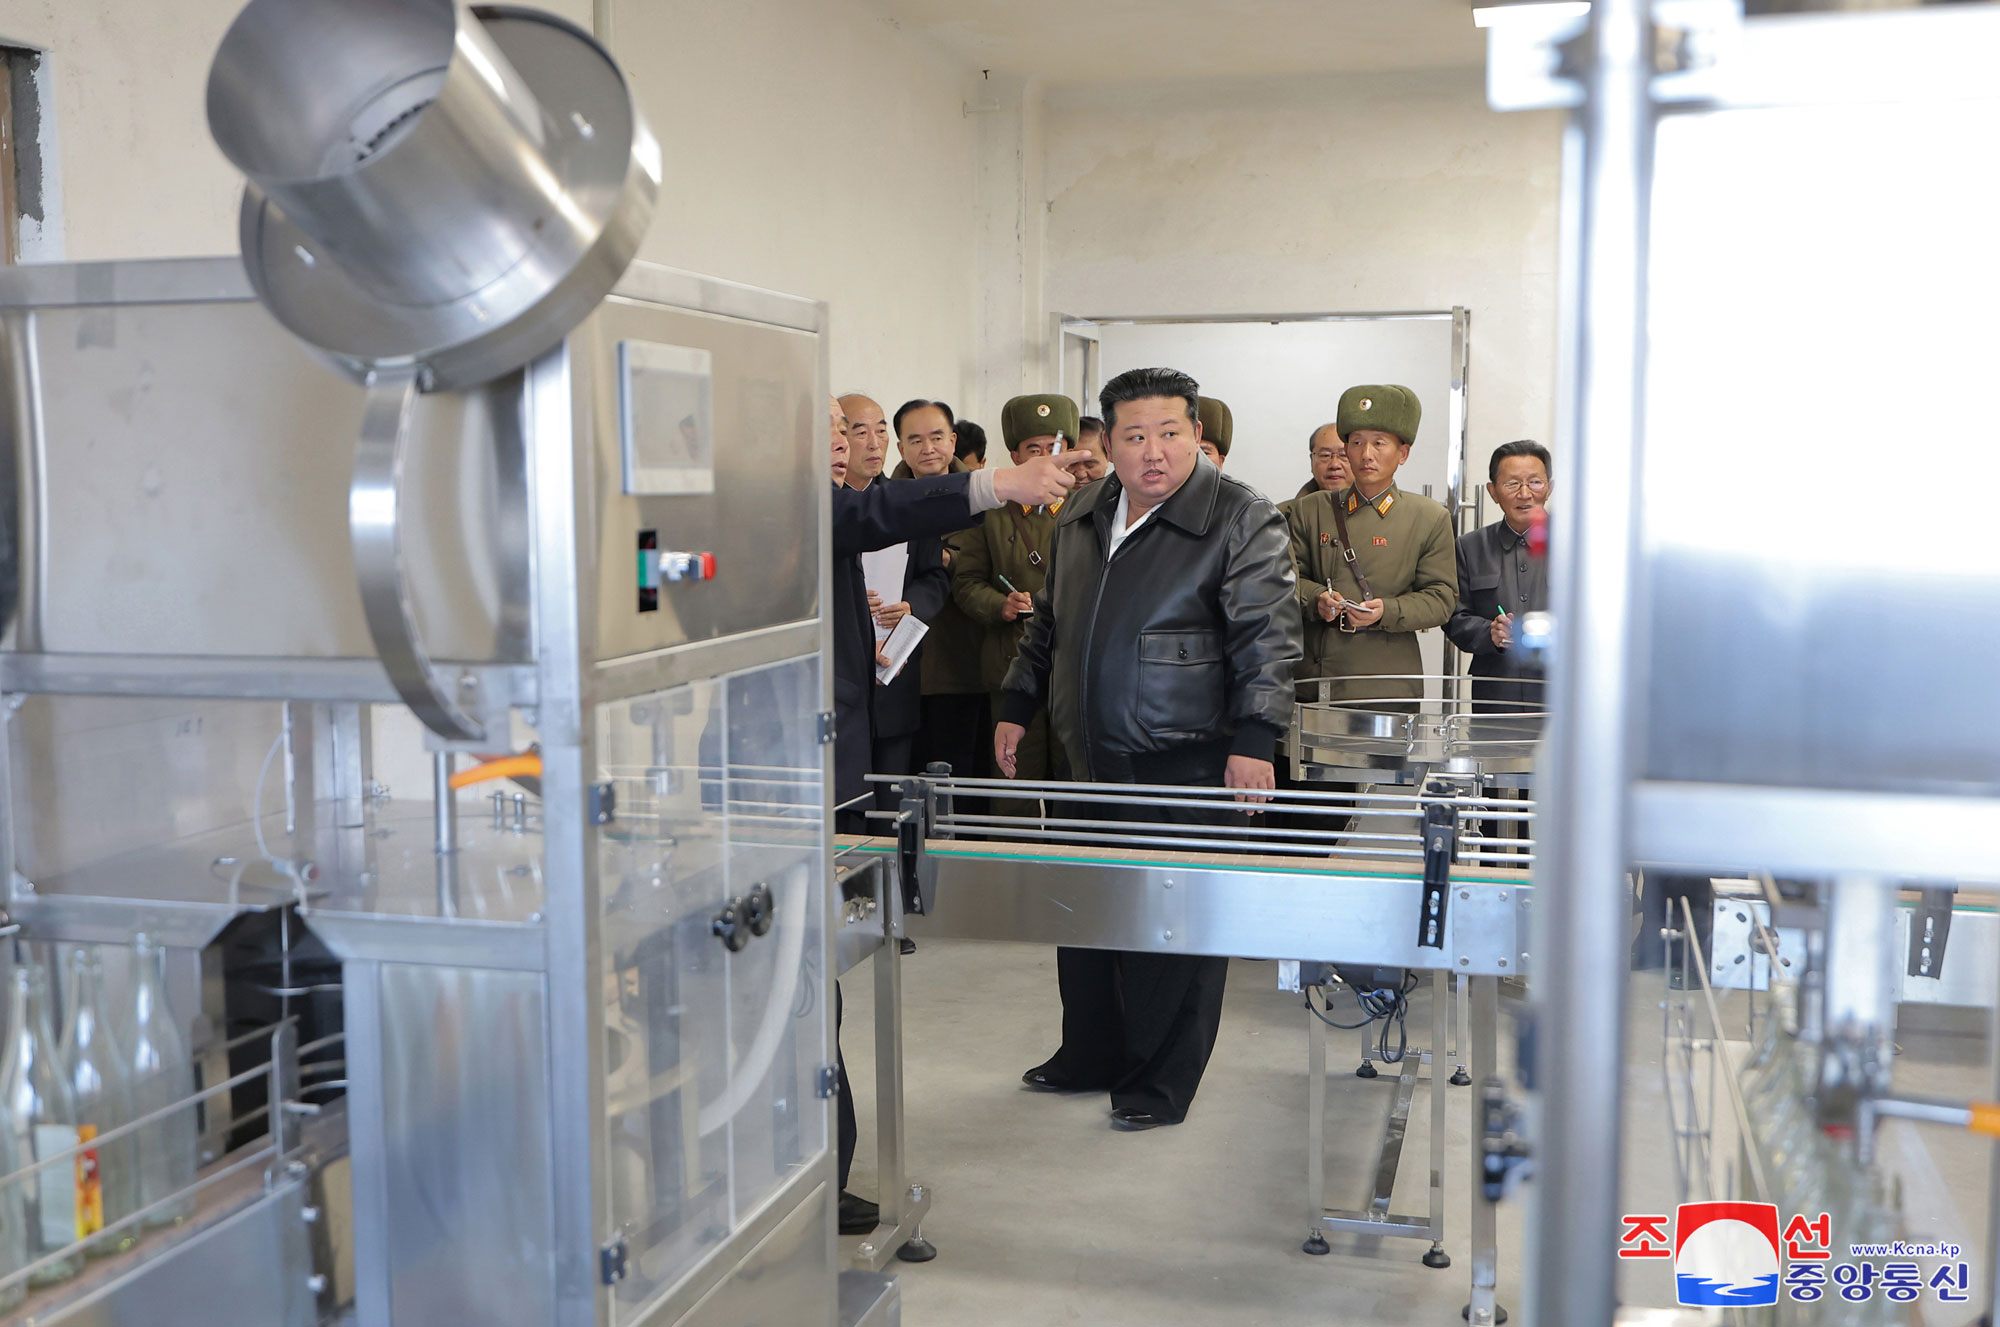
[993,367,1302,1129]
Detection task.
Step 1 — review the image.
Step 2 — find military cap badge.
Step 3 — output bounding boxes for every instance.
[1036,403,1050,416]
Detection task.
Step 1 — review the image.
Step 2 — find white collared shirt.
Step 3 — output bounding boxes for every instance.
[1106,488,1156,561]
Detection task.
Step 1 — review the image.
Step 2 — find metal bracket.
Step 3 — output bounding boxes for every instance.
[815,1064,840,1100]
[589,781,617,826]
[895,779,937,918]
[1417,799,1455,950]
[599,1235,629,1286]
[818,711,836,745]
[1907,885,1956,980]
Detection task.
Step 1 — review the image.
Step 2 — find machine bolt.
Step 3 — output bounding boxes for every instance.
[307,1274,328,1294]
[1164,879,1173,889]
[1459,957,1471,967]
[1460,890,1470,900]
[1498,959,1508,969]
[1163,930,1174,941]
[1497,890,1508,901]
[302,1206,320,1224]
[909,1185,926,1201]
[858,1243,876,1259]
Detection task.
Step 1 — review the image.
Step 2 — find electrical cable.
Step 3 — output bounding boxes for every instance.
[1306,970,1418,1063]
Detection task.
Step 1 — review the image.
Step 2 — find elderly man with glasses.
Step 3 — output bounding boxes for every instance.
[1445,439,1553,706]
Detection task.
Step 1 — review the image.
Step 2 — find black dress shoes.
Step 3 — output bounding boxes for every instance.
[1109,1108,1179,1131]
[1020,1065,1077,1091]
[838,1191,880,1235]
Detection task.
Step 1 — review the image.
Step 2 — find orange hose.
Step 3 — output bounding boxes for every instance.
[1968,1103,2000,1139]
[448,754,542,791]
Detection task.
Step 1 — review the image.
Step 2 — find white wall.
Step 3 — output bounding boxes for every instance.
[1,0,980,405]
[610,0,982,410]
[1040,68,1564,487]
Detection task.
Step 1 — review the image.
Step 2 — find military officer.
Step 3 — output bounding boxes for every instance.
[1287,385,1456,704]
[1196,396,1232,468]
[952,393,1075,813]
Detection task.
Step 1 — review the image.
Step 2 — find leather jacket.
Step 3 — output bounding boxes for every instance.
[996,461,1302,781]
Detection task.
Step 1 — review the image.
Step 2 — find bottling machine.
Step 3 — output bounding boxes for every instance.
[0,1,864,1323]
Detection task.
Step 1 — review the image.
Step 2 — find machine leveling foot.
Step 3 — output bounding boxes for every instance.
[1449,1066,1471,1087]
[1423,1244,1451,1268]
[1462,1305,1508,1324]
[1302,1232,1330,1256]
[896,1237,937,1263]
[1355,1061,1379,1079]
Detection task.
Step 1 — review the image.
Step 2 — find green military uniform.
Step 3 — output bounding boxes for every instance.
[952,393,1078,806]
[1287,384,1456,703]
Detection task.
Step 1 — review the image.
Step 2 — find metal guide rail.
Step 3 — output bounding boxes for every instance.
[860,773,1534,976]
[1293,673,1546,781]
[852,769,1527,1316]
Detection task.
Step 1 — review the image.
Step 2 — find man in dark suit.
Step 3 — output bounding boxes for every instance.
[827,394,1094,1228]
[840,393,947,820]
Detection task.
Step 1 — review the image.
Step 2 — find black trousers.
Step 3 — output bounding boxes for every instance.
[837,984,856,1192]
[1037,740,1234,1121]
[913,692,988,780]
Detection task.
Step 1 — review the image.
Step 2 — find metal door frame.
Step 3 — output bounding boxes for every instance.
[1049,307,1472,533]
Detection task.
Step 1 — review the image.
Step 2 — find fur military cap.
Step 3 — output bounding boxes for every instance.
[1000,393,1081,451]
[1196,397,1232,455]
[1336,385,1421,446]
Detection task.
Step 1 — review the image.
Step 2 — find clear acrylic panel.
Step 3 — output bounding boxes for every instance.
[598,655,826,1317]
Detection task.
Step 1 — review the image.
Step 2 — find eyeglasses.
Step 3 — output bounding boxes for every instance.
[1310,450,1346,464]
[1496,478,1548,495]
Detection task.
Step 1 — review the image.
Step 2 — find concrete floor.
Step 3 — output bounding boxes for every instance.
[840,941,1996,1326]
[841,943,1524,1326]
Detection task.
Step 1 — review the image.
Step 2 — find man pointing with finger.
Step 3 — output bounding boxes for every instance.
[993,367,1301,1130]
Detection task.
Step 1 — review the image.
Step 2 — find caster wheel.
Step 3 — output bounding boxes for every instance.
[1424,1246,1451,1269]
[1449,1066,1472,1087]
[897,1237,938,1263]
[1355,1062,1379,1080]
[1303,1234,1330,1256]
[1462,1306,1509,1324]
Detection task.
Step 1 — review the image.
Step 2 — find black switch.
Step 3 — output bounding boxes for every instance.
[638,529,659,613]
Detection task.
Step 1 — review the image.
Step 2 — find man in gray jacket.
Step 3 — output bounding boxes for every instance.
[994,367,1302,1130]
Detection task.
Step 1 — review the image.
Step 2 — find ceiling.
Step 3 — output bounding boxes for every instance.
[874,0,1487,84]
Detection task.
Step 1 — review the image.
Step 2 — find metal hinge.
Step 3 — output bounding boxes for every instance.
[815,1064,840,1099]
[589,781,617,825]
[599,1234,629,1285]
[817,711,836,745]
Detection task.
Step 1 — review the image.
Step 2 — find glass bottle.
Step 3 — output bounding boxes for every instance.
[0,1085,25,1312]
[62,947,139,1256]
[127,936,197,1227]
[0,958,84,1285]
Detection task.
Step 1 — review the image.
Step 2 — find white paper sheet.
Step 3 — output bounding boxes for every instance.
[874,614,929,685]
[860,543,910,642]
